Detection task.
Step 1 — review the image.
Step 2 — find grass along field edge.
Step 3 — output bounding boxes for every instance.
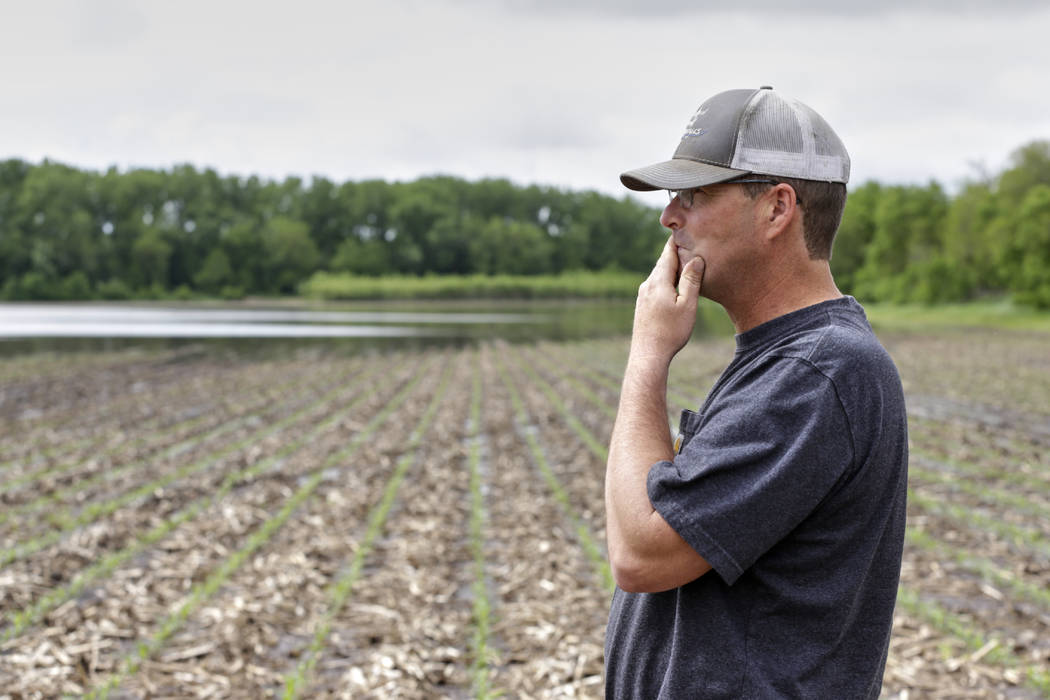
[300,270,645,300]
[865,300,1050,333]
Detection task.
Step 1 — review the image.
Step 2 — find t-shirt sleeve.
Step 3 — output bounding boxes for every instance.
[647,357,854,586]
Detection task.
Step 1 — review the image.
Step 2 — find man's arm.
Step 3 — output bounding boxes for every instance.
[605,236,713,593]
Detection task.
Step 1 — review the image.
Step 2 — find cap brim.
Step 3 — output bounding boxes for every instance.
[620,158,749,192]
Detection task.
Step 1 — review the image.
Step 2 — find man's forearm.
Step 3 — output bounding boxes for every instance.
[605,354,675,565]
[604,238,708,591]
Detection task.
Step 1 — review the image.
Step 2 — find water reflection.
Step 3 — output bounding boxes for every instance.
[0,300,647,352]
[0,305,542,327]
[0,300,730,356]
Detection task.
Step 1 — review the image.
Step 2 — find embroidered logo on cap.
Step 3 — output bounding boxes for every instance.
[683,103,710,138]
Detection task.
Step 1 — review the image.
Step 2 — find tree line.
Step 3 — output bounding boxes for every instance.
[0,162,665,301]
[834,141,1050,308]
[1,140,1049,307]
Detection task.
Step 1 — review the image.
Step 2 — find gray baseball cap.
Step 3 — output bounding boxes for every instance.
[621,86,850,191]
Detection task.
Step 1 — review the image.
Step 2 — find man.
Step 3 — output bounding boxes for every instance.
[603,86,908,698]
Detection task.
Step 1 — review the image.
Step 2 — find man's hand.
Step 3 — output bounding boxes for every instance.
[606,234,713,593]
[630,235,706,365]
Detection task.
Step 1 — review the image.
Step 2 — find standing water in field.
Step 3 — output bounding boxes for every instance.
[0,299,730,349]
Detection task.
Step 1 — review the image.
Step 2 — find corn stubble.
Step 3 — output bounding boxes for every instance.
[1,329,1048,698]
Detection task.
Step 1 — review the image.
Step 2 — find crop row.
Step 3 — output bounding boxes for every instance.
[281,357,457,697]
[0,360,378,571]
[81,356,441,698]
[0,351,441,695]
[0,352,336,470]
[2,333,1046,698]
[0,357,407,645]
[0,352,333,486]
[61,348,613,696]
[0,352,404,614]
[0,345,205,432]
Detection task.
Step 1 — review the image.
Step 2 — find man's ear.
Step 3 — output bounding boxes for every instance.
[765,184,800,241]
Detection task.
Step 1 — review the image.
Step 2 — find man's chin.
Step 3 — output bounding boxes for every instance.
[676,249,693,273]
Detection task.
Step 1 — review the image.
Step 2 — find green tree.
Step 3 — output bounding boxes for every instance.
[221,219,265,292]
[300,176,353,259]
[470,217,553,275]
[424,214,477,275]
[832,181,881,294]
[194,248,234,294]
[96,167,168,287]
[14,162,101,288]
[131,228,173,290]
[997,141,1050,208]
[260,216,320,293]
[332,236,390,276]
[387,188,453,275]
[999,185,1050,308]
[943,181,1001,293]
[0,159,31,287]
[853,183,950,302]
[59,271,92,299]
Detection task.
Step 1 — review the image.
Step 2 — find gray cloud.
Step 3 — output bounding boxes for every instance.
[2,0,1049,198]
[502,113,604,150]
[451,0,1047,17]
[70,0,148,49]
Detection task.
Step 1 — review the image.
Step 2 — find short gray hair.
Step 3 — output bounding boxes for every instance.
[742,178,847,260]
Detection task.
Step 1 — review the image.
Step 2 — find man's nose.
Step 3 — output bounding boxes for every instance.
[660,198,682,230]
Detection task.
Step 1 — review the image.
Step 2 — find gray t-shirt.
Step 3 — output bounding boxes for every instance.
[605,296,908,699]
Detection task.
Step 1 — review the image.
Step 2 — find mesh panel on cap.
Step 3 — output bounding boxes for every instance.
[729,90,850,183]
[801,102,843,157]
[738,92,804,154]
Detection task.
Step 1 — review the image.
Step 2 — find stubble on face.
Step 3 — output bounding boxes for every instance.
[675,186,766,304]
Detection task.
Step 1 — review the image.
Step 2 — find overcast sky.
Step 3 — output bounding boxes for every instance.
[2,0,1048,208]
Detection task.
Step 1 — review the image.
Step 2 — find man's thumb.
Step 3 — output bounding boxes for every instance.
[678,256,706,299]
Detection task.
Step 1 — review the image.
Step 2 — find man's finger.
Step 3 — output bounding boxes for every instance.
[650,235,678,285]
[678,256,705,301]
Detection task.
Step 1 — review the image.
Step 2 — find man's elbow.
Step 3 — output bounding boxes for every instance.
[611,559,651,593]
[610,551,677,594]
[609,538,714,593]
[608,538,647,592]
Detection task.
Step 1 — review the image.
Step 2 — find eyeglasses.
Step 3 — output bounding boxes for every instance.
[668,179,799,210]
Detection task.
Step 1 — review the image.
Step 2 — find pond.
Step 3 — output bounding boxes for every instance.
[0,300,733,356]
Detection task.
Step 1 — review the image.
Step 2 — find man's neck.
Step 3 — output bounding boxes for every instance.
[724,264,842,334]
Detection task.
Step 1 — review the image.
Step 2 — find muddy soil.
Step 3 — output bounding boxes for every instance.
[1,330,1048,698]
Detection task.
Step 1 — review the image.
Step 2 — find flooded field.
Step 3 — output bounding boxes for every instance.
[0,327,1048,698]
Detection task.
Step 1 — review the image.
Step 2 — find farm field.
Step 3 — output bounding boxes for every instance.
[1,327,1049,699]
